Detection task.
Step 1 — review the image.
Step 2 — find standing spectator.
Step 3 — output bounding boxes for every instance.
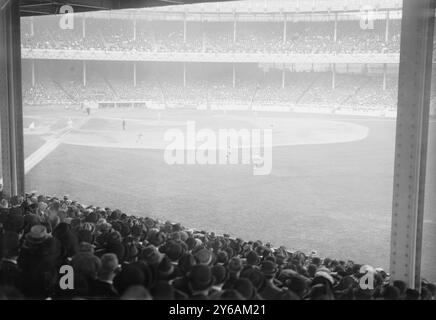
[89,253,119,298]
[0,232,23,291]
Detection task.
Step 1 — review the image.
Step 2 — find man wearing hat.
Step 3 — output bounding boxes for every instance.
[89,253,119,299]
[188,265,215,300]
[24,225,51,247]
[258,261,282,300]
[157,256,175,281]
[17,225,50,274]
[71,248,102,283]
[241,250,260,274]
[3,213,24,234]
[193,248,212,266]
[139,245,164,267]
[240,268,265,294]
[222,257,243,290]
[165,240,185,263]
[113,264,146,296]
[233,278,257,300]
[210,264,228,295]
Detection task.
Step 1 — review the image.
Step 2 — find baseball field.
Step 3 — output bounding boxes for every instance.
[7,106,435,281]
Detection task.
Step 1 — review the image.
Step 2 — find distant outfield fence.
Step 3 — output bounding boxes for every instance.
[23,99,399,118]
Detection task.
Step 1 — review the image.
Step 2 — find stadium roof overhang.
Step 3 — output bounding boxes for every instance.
[16,0,235,16]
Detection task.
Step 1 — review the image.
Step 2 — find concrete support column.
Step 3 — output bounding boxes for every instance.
[82,16,86,38]
[0,0,25,197]
[233,12,237,43]
[202,25,206,52]
[334,12,338,42]
[133,18,137,41]
[183,62,186,88]
[133,61,137,87]
[331,63,336,90]
[385,10,390,43]
[30,16,34,37]
[31,60,35,87]
[183,14,187,44]
[83,61,87,87]
[283,14,287,44]
[282,64,286,89]
[232,63,236,88]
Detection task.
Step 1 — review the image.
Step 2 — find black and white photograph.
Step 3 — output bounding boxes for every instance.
[0,0,435,306]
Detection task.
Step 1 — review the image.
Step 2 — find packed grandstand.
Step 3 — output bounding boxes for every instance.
[0,192,435,300]
[18,0,427,116]
[21,63,400,112]
[21,18,401,54]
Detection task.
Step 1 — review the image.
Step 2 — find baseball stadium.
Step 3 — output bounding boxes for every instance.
[0,0,435,300]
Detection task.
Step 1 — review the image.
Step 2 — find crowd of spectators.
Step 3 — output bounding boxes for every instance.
[0,192,434,300]
[297,73,398,109]
[345,76,398,110]
[61,79,117,102]
[21,18,401,54]
[22,72,399,111]
[20,15,402,111]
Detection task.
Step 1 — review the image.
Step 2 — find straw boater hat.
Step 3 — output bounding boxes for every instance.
[25,225,51,245]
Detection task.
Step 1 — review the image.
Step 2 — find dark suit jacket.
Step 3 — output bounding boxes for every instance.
[89,278,118,299]
[0,259,23,290]
[258,281,282,300]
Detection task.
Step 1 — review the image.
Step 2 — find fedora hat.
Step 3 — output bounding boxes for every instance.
[188,265,215,292]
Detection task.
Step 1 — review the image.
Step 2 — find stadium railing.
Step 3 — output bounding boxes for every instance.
[21,48,401,64]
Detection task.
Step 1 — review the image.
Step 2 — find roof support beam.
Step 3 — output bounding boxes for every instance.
[390,0,435,290]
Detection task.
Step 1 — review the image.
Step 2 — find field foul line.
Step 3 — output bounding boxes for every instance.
[24,118,89,175]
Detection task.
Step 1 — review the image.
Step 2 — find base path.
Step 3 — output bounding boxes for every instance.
[62,115,370,150]
[24,117,89,174]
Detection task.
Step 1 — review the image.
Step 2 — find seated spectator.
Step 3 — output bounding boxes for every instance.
[0,191,432,300]
[258,261,282,299]
[0,232,23,291]
[89,253,119,298]
[187,265,215,300]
